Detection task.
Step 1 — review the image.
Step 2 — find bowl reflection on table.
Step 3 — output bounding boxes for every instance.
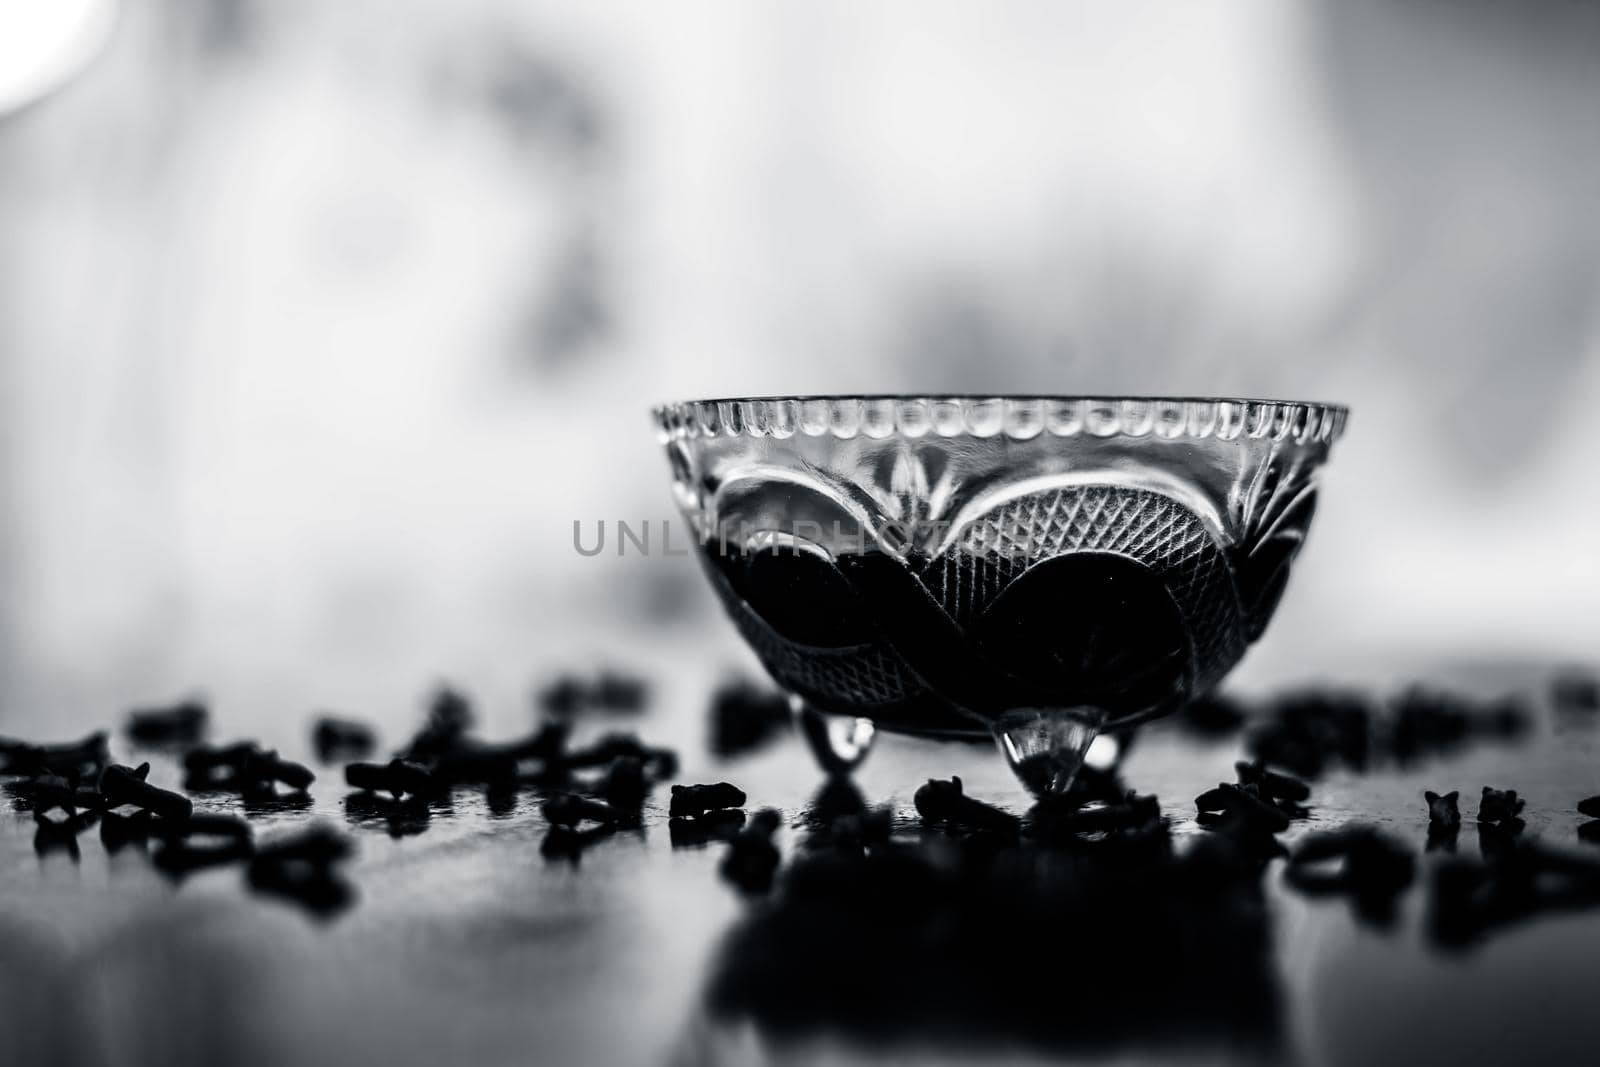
[699,810,1281,1059]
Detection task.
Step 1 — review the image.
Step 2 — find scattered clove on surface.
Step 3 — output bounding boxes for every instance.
[99,763,192,821]
[670,782,747,819]
[1176,693,1247,737]
[538,670,649,717]
[914,777,1020,837]
[398,686,476,764]
[345,759,435,800]
[0,731,110,777]
[1552,671,1599,712]
[1234,760,1311,803]
[1477,786,1525,825]
[243,750,315,793]
[565,733,679,781]
[1425,790,1461,828]
[708,680,792,760]
[311,716,377,762]
[126,700,208,746]
[598,756,648,811]
[15,771,81,820]
[182,741,313,798]
[1194,782,1290,834]
[183,741,262,791]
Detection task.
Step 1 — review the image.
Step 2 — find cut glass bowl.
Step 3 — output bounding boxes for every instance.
[654,395,1347,795]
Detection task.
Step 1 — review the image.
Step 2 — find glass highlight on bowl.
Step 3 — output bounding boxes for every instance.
[654,396,1347,796]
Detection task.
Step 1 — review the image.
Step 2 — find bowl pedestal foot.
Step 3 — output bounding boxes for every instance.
[793,699,877,778]
[992,706,1108,797]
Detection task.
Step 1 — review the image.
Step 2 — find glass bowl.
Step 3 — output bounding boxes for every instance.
[654,396,1347,795]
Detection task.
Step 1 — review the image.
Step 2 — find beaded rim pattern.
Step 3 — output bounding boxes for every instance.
[654,396,1347,446]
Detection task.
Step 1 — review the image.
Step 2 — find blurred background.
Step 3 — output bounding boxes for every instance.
[2,0,1597,726]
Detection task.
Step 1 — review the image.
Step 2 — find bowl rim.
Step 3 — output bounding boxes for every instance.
[654,395,1348,444]
[663,393,1347,412]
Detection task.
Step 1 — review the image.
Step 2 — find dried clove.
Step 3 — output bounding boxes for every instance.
[183,741,273,793]
[1176,693,1247,737]
[670,781,747,819]
[1247,689,1372,778]
[99,763,192,820]
[565,733,678,780]
[18,772,80,819]
[430,743,522,786]
[1577,796,1600,820]
[398,685,476,763]
[538,670,649,717]
[1425,790,1461,828]
[1234,760,1311,803]
[243,749,315,793]
[0,731,110,777]
[126,699,208,746]
[1552,671,1598,712]
[598,756,648,811]
[539,676,586,717]
[182,741,312,797]
[592,670,648,712]
[311,716,376,762]
[709,680,792,760]
[541,792,624,829]
[1477,786,1525,825]
[1194,782,1290,834]
[345,759,434,800]
[913,777,1020,836]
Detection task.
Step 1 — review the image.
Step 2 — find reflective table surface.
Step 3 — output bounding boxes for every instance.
[2,632,1598,1067]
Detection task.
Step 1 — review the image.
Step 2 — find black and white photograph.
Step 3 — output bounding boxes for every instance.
[2,2,1599,1065]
